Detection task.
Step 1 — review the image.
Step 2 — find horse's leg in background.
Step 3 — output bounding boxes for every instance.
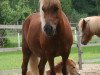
[22,39,31,75]
[38,57,47,75]
[47,57,56,75]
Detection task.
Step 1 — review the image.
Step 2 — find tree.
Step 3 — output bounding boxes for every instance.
[72,0,100,16]
[0,0,32,24]
[61,0,72,18]
[28,0,39,12]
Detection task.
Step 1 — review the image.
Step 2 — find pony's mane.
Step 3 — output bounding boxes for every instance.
[78,18,84,32]
[78,16,100,33]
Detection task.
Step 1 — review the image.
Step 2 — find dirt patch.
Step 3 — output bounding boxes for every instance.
[46,64,100,75]
[0,64,100,75]
[79,64,100,75]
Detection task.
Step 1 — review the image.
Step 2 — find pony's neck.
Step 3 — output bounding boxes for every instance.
[57,11,65,32]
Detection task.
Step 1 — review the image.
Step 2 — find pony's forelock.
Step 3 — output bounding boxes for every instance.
[39,0,61,31]
[39,0,60,6]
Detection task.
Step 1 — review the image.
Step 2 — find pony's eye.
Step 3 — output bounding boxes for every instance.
[52,6,59,13]
[42,6,46,12]
[73,67,75,68]
[54,6,59,12]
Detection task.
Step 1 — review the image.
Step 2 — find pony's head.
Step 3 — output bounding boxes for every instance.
[78,19,93,45]
[40,0,62,37]
[67,59,80,75]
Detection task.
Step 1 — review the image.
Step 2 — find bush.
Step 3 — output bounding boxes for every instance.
[0,29,8,47]
[61,0,72,18]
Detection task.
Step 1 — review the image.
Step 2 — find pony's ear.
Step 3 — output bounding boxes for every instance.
[82,19,87,30]
[70,59,76,65]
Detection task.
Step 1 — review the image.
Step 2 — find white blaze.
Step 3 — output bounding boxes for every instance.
[39,0,46,32]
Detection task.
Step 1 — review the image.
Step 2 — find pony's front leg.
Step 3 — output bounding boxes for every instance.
[62,47,71,75]
[47,57,56,75]
[62,56,68,75]
[38,58,47,75]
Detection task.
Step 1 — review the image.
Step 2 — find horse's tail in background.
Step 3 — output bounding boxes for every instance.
[28,54,39,75]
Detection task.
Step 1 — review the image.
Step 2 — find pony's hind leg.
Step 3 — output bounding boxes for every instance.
[38,57,47,75]
[22,43,31,75]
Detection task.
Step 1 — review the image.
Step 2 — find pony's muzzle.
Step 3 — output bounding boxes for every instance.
[81,40,87,45]
[44,24,56,37]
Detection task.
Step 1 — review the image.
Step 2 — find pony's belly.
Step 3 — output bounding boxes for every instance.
[44,45,68,57]
[30,46,45,57]
[28,44,64,57]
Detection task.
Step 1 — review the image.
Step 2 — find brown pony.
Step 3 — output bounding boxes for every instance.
[78,16,100,45]
[22,0,73,75]
[46,59,79,75]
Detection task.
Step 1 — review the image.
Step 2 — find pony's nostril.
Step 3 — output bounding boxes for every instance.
[78,73,80,75]
[44,25,52,32]
[81,41,87,45]
[44,25,55,37]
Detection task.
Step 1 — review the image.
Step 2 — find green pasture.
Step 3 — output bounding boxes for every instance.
[0,51,22,70]
[0,46,100,70]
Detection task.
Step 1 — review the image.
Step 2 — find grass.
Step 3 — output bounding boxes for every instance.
[0,46,100,70]
[71,46,100,60]
[0,51,22,70]
[82,46,100,60]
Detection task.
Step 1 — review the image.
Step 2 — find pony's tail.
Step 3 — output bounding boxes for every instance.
[28,54,39,75]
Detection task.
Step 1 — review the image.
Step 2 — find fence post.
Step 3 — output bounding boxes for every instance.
[18,32,20,48]
[76,26,83,70]
[74,29,77,42]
